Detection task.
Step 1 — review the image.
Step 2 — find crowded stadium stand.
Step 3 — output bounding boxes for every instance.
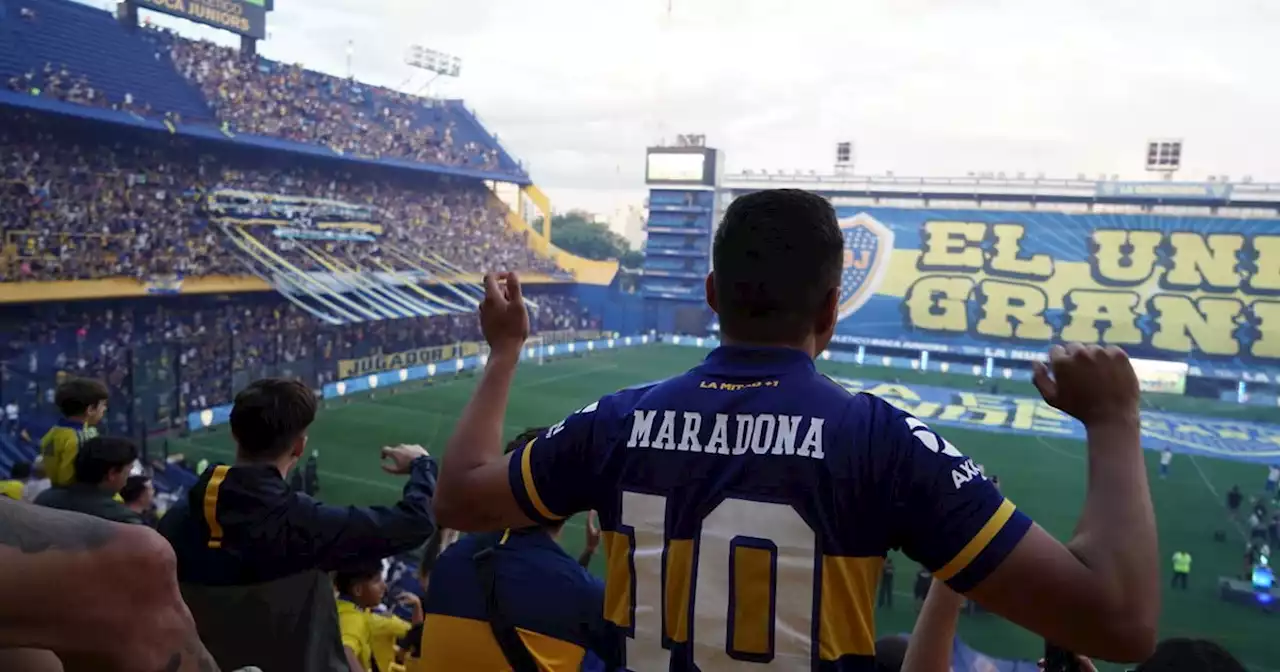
[1,3,1276,671]
[0,0,522,174]
[0,0,624,505]
[1,0,211,119]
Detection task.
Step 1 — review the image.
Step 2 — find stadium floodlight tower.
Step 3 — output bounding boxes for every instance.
[834,141,855,177]
[1145,138,1183,181]
[405,45,462,96]
[639,134,722,334]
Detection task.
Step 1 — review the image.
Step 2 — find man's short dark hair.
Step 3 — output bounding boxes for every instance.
[333,562,383,596]
[8,462,31,481]
[74,437,138,485]
[505,427,547,456]
[1135,638,1245,672]
[873,634,909,672]
[230,379,317,461]
[119,475,152,504]
[712,189,843,343]
[54,378,109,418]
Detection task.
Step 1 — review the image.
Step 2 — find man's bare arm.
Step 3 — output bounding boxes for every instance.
[0,649,63,672]
[901,580,965,672]
[434,273,536,531]
[344,646,365,672]
[0,499,220,671]
[966,347,1158,662]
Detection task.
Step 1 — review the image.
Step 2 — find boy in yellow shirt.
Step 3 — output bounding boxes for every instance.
[336,563,423,672]
[39,378,109,486]
[0,462,29,500]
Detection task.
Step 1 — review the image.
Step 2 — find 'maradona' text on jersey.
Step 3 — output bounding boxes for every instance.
[508,346,1032,671]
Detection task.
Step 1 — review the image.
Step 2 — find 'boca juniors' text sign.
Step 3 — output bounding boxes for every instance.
[133,0,266,40]
[833,207,1280,364]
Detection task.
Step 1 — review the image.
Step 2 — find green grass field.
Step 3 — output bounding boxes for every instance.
[171,346,1280,671]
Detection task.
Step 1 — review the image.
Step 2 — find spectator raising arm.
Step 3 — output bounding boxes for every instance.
[901,579,966,672]
[0,498,219,671]
[434,272,536,531]
[294,445,439,572]
[965,344,1159,661]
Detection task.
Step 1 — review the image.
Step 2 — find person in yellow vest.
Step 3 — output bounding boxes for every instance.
[39,378,109,486]
[1171,550,1192,590]
[337,562,423,672]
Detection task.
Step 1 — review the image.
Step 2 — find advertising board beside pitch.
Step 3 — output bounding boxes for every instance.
[831,377,1280,462]
[832,207,1280,365]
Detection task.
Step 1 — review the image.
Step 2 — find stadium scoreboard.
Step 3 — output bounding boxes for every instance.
[645,147,720,187]
[131,0,269,40]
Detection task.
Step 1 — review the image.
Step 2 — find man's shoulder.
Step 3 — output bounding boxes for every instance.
[32,486,61,506]
[156,499,191,537]
[593,378,669,417]
[33,486,138,523]
[433,533,485,572]
[102,502,146,525]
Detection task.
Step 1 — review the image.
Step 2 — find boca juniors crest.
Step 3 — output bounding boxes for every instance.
[837,212,894,321]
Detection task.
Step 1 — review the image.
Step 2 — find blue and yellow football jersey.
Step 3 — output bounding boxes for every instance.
[419,529,615,671]
[508,345,1033,671]
[39,418,91,487]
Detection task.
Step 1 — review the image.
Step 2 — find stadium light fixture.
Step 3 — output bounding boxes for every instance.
[405,45,462,78]
[1145,138,1182,178]
[834,141,854,171]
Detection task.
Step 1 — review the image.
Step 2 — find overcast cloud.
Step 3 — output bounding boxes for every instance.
[109,0,1280,215]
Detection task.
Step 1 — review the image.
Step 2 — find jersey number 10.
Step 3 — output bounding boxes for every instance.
[617,491,821,670]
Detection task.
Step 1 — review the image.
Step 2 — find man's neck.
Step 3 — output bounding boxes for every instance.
[65,415,86,425]
[233,457,292,479]
[718,335,816,358]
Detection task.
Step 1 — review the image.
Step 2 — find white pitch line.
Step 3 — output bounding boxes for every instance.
[1188,453,1249,542]
[1034,435,1084,462]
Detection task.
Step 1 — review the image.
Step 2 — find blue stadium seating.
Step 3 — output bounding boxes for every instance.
[441,100,524,173]
[0,0,524,175]
[0,0,211,119]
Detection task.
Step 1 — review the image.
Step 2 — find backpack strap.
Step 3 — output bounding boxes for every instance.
[472,532,541,672]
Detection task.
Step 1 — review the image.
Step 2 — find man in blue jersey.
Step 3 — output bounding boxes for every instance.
[419,428,617,671]
[435,189,1159,668]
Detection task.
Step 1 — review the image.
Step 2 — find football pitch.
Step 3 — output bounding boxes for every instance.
[171,346,1280,671]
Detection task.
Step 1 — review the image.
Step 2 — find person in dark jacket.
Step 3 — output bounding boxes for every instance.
[34,436,143,525]
[304,451,320,497]
[158,378,438,672]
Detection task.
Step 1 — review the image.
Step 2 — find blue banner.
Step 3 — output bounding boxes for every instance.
[831,377,1280,463]
[831,206,1280,373]
[1095,181,1232,200]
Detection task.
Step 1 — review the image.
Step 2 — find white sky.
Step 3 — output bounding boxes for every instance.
[84,0,1280,216]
